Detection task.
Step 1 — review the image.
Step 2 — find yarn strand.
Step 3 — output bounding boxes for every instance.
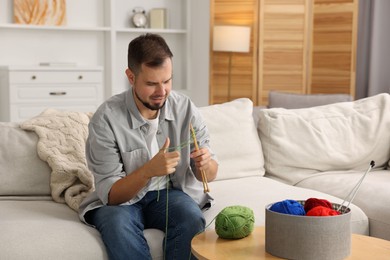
[163,175,169,260]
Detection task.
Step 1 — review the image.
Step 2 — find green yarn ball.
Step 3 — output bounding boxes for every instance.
[215,205,255,239]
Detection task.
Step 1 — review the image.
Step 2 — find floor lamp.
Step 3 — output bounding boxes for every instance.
[213,25,251,101]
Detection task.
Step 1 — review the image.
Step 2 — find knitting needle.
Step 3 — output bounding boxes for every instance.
[190,124,209,193]
[337,160,375,213]
[190,123,210,193]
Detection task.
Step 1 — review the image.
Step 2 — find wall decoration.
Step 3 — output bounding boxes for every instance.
[13,0,67,26]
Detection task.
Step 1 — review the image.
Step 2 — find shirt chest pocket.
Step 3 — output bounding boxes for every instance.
[121,149,149,175]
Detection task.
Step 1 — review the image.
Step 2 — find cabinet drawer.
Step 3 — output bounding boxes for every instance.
[9,71,102,84]
[10,104,98,122]
[11,85,100,102]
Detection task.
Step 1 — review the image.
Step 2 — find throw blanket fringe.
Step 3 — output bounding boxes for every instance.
[20,109,95,211]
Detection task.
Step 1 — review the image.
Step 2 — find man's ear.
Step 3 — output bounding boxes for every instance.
[125,68,135,85]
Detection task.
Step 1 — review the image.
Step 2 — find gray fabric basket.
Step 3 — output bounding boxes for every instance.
[265,201,351,260]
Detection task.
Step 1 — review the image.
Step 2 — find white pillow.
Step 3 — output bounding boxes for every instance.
[0,122,51,196]
[200,98,265,180]
[268,91,352,109]
[258,93,390,185]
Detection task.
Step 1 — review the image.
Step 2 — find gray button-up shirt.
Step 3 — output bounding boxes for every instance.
[78,88,215,222]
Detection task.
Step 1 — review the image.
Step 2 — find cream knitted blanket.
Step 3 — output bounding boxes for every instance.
[20,109,95,211]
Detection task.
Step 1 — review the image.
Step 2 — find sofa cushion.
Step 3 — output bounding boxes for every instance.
[268,91,353,109]
[258,93,390,185]
[0,199,165,260]
[0,122,51,196]
[0,200,108,260]
[199,98,265,180]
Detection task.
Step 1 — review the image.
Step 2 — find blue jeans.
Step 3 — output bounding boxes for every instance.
[86,189,205,260]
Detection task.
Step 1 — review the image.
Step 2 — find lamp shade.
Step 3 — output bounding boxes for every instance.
[213,25,251,53]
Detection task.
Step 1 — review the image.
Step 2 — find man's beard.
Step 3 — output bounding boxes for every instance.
[134,89,166,111]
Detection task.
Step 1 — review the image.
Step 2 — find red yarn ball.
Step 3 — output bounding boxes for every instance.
[304,198,333,213]
[306,206,340,216]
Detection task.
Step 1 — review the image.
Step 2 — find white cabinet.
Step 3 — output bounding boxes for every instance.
[0,66,104,121]
[0,0,210,113]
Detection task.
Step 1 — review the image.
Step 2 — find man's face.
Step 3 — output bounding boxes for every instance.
[126,58,173,117]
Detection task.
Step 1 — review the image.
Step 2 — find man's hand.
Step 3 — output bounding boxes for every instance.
[108,137,179,205]
[190,147,212,172]
[190,146,218,183]
[143,137,180,179]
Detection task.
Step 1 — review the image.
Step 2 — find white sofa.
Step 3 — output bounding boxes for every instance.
[2,94,389,259]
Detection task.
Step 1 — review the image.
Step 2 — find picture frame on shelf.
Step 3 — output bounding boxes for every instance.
[149,8,167,29]
[13,0,67,26]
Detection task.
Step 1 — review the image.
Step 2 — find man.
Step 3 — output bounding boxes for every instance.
[79,33,218,260]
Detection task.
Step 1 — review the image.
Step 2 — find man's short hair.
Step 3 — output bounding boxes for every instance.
[127,33,173,75]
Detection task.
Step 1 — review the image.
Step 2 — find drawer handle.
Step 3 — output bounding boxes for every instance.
[49,92,67,96]
[78,75,83,80]
[31,75,36,80]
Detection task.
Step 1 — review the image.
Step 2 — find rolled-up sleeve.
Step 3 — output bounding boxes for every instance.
[86,121,124,205]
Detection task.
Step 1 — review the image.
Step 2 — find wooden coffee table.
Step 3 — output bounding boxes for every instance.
[191,226,390,259]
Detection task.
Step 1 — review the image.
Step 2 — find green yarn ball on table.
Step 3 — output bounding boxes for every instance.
[215,205,255,239]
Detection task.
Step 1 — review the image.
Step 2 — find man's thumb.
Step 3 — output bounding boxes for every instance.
[160,137,170,153]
